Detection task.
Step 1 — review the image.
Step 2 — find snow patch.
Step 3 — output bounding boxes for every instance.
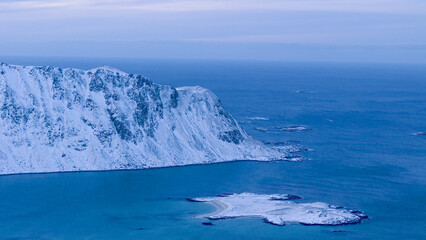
[275,125,313,132]
[190,193,368,226]
[249,117,269,121]
[413,132,426,136]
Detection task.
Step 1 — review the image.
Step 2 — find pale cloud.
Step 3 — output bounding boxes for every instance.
[0,0,425,14]
[179,34,339,44]
[0,0,83,10]
[119,0,426,13]
[0,0,425,62]
[179,33,426,45]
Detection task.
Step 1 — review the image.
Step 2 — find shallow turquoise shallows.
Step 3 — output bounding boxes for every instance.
[0,58,425,239]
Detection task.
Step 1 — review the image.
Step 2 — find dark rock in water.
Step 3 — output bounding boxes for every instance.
[285,139,302,143]
[270,194,302,201]
[288,147,309,153]
[202,222,214,226]
[185,198,204,202]
[301,218,362,226]
[207,216,237,220]
[273,141,288,146]
[265,140,302,146]
[264,219,285,226]
[253,127,269,132]
[283,155,303,160]
[414,132,426,136]
[285,194,302,200]
[348,210,369,220]
[275,125,313,132]
[217,193,233,197]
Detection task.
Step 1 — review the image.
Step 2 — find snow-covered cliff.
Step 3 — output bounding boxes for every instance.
[0,63,294,175]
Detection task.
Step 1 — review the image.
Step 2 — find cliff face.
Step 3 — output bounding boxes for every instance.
[0,63,291,175]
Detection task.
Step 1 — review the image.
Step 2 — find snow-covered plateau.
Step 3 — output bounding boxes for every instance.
[190,193,368,226]
[0,63,298,175]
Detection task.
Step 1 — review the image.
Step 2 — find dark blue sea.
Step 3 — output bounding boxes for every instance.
[0,57,425,239]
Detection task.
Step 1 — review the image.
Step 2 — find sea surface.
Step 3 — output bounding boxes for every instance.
[0,57,425,239]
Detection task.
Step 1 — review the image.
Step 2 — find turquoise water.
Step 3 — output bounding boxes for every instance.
[0,58,425,239]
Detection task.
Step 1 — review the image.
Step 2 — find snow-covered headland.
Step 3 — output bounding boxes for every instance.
[0,63,300,175]
[190,193,368,226]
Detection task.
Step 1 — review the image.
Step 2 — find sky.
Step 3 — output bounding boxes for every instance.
[0,0,425,63]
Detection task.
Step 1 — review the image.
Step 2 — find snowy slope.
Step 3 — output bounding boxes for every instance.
[0,63,296,175]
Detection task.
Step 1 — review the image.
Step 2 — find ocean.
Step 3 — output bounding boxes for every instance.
[0,57,425,239]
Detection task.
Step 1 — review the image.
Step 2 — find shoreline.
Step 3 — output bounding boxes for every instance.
[0,158,304,177]
[196,200,229,219]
